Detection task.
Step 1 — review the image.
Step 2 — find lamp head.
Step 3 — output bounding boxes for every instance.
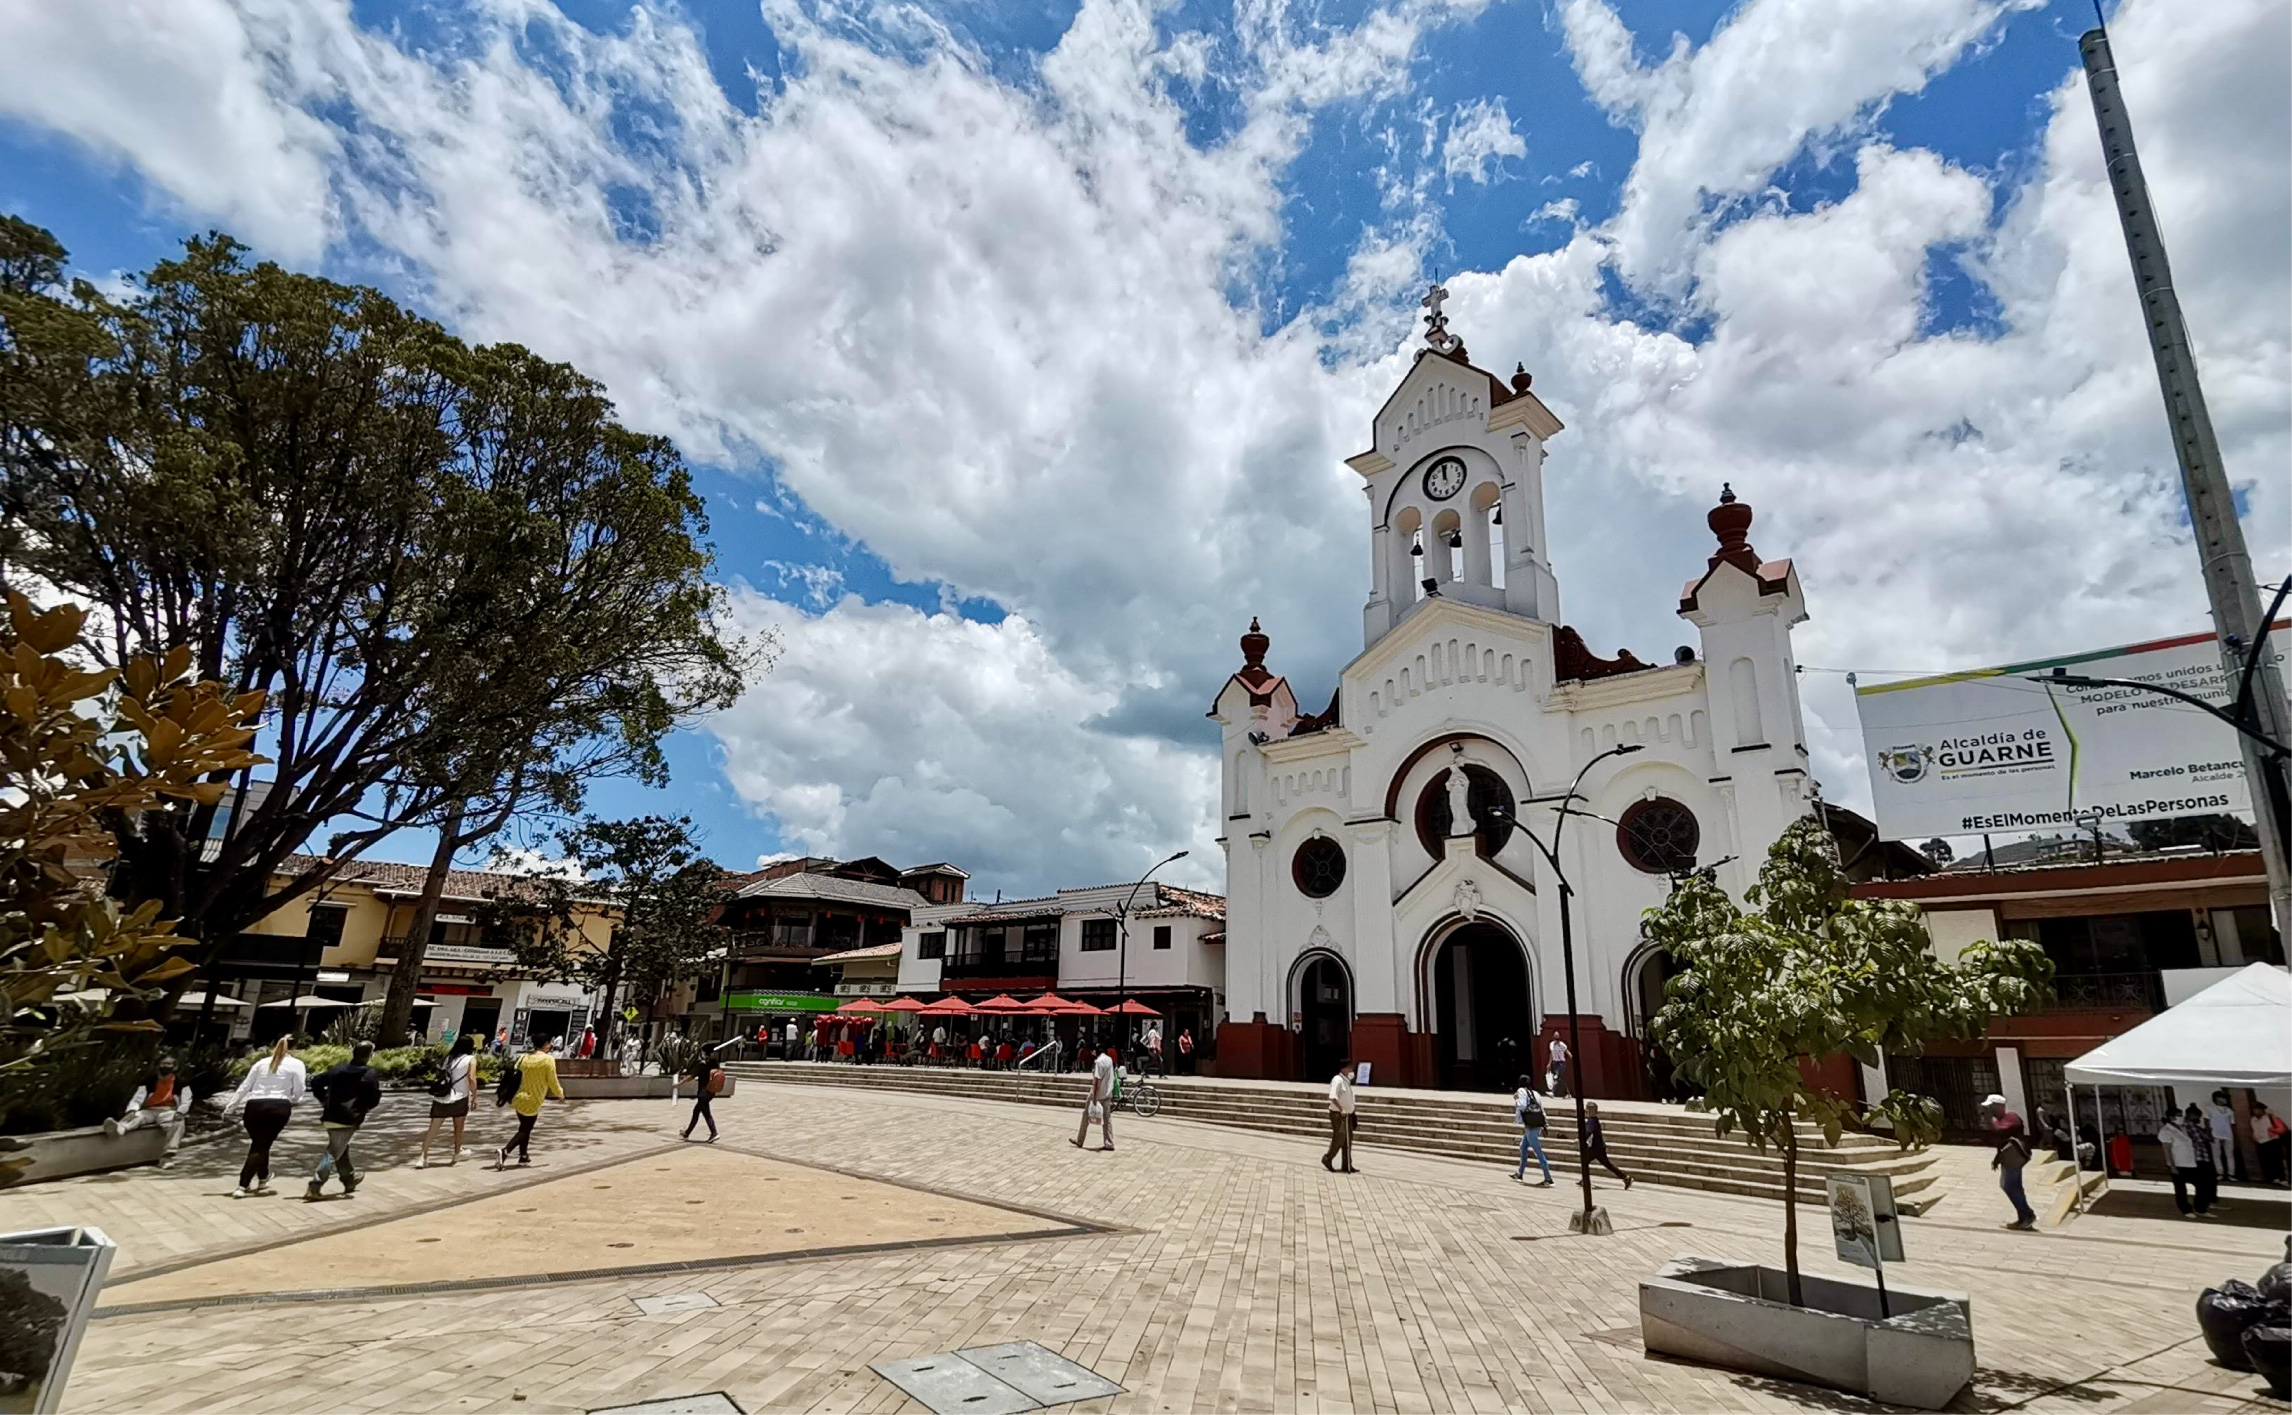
[1615,743,1645,756]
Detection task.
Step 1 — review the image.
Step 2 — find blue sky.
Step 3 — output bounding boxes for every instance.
[2,0,2284,894]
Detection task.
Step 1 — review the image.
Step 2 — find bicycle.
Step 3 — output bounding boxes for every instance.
[1119,1074,1162,1119]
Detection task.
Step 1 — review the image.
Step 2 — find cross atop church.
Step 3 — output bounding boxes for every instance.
[1421,282,1459,353]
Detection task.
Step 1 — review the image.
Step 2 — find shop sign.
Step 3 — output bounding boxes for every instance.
[428,944,517,965]
[725,991,842,1013]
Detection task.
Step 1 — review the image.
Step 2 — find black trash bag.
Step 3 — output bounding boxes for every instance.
[2244,1326,2291,1399]
[2199,1282,2269,1370]
[2258,1261,2292,1305]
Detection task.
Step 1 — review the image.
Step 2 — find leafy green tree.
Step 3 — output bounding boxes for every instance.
[0,216,751,1007]
[484,815,731,1031]
[1646,814,2052,1305]
[1,594,264,1073]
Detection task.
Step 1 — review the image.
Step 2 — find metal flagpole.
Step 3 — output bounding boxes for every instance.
[2080,22,2292,933]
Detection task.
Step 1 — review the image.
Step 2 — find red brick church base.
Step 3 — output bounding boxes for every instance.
[1214,1011,1654,1097]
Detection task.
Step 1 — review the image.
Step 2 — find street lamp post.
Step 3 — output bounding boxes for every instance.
[1116,850,1190,1055]
[1499,741,1643,1234]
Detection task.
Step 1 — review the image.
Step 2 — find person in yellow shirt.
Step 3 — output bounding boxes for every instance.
[495,1035,565,1169]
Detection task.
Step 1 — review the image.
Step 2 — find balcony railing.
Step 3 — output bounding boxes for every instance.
[941,953,1058,981]
[2041,970,2164,1012]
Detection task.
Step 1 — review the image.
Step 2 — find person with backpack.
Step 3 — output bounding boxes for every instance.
[1511,1075,1552,1186]
[417,1034,480,1168]
[495,1035,565,1168]
[223,1037,306,1196]
[681,1049,725,1142]
[1992,1114,2036,1230]
[305,1041,384,1200]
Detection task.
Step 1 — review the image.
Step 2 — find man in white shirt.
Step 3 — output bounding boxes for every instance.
[2157,1111,2209,1217]
[1322,1060,1358,1173]
[1072,1046,1118,1151]
[1548,1037,1570,1098]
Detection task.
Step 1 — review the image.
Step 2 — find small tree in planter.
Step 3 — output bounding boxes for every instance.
[1647,814,2051,1305]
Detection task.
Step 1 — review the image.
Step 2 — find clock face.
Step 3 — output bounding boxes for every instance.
[1423,456,1467,501]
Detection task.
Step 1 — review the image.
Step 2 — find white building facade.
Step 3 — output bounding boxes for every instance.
[1210,298,1816,1095]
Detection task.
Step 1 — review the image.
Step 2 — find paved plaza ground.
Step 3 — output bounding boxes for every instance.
[5,1080,2285,1414]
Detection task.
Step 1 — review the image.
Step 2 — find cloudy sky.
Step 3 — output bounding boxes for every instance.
[3,0,2284,897]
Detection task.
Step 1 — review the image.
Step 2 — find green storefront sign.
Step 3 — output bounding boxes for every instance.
[724,991,842,1013]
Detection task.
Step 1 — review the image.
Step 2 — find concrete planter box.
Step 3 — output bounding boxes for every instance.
[0,1125,168,1188]
[1640,1255,1973,1410]
[1,1225,117,1412]
[557,1075,736,1101]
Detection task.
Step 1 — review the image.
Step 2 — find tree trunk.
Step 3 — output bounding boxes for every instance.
[1782,1112,1803,1307]
[595,936,622,1046]
[380,800,467,1045]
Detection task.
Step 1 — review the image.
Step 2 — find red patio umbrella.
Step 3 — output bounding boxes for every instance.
[880,996,929,1012]
[1054,998,1105,1016]
[837,996,887,1013]
[1106,999,1161,1017]
[1023,993,1076,1011]
[918,996,976,1015]
[973,994,1030,1013]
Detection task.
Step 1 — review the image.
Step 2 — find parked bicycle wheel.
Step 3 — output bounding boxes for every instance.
[1132,1081,1161,1118]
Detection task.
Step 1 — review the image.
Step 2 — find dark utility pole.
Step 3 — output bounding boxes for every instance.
[2080,24,2292,931]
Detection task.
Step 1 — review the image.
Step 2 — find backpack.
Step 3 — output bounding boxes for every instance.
[428,1054,461,1098]
[494,1054,525,1107]
[1518,1091,1545,1129]
[706,1067,727,1096]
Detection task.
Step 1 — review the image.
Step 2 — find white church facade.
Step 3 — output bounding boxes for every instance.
[1208,291,1818,1095]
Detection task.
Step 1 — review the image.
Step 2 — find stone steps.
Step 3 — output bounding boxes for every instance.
[729,1062,1947,1212]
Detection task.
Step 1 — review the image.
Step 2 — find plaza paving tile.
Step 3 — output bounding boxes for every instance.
[4,1081,2282,1414]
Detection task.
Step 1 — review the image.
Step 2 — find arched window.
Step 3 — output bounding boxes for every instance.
[1617,798,1701,874]
[1291,837,1347,898]
[1413,766,1516,859]
[1729,657,1764,748]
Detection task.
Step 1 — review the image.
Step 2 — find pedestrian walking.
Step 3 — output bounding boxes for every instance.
[1072,1046,1118,1151]
[1991,1115,2035,1229]
[223,1037,306,1196]
[106,1058,193,1168]
[1547,1036,1570,1098]
[496,1037,566,1168]
[1321,1059,1359,1173]
[305,1041,383,1200]
[681,1050,725,1141]
[1145,1025,1164,1076]
[2253,1101,2290,1186]
[1581,1102,1634,1190]
[577,1025,598,1060]
[784,1019,800,1059]
[1511,1075,1552,1185]
[2159,1109,2210,1216]
[417,1034,479,1168]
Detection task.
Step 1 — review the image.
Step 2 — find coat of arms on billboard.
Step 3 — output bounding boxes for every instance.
[1878,743,1933,784]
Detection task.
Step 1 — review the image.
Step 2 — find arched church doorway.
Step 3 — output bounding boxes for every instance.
[1624,947,1683,1101]
[1428,922,1533,1092]
[1297,954,1352,1083]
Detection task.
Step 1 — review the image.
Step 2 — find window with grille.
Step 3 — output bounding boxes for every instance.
[1616,798,1701,875]
[917,931,946,960]
[1081,918,1117,951]
[1291,837,1348,897]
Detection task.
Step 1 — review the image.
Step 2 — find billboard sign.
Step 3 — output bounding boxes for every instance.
[1854,625,2285,839]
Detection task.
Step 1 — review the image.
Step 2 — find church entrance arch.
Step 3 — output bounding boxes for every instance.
[1294,953,1353,1083]
[1424,921,1533,1092]
[1623,945,1682,1101]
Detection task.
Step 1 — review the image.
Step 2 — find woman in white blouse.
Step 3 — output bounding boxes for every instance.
[224,1037,307,1196]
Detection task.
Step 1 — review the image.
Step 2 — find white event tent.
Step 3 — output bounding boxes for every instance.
[2062,962,2291,1202]
[2064,962,2291,1089]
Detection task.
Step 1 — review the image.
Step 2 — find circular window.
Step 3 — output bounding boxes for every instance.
[1618,798,1701,874]
[1413,765,1516,860]
[1292,837,1347,898]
